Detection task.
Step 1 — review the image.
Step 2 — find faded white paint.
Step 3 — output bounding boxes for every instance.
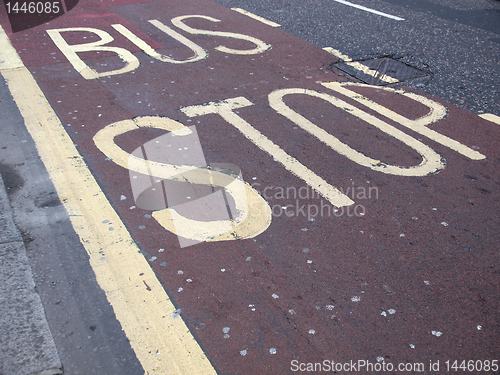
[171,15,271,55]
[331,0,405,21]
[113,22,208,64]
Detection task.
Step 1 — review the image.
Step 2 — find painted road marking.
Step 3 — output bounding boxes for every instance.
[42,17,486,196]
[47,27,141,79]
[324,82,486,160]
[115,21,208,64]
[47,23,208,79]
[331,0,405,21]
[3,2,496,373]
[93,116,272,246]
[181,97,355,207]
[47,18,271,79]
[0,25,216,375]
[479,113,500,125]
[0,28,24,69]
[231,8,281,27]
[323,47,399,84]
[323,47,352,62]
[269,87,445,176]
[171,15,271,55]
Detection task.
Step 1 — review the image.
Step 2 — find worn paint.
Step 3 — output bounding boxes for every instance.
[181,97,355,207]
[323,47,399,84]
[93,116,272,243]
[171,15,271,55]
[269,87,446,176]
[323,82,486,160]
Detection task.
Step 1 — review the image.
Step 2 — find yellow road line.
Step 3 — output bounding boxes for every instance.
[323,47,399,84]
[0,25,216,375]
[0,28,24,68]
[322,47,352,62]
[479,113,500,125]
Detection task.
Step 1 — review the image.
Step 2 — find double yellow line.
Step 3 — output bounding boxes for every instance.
[0,26,215,375]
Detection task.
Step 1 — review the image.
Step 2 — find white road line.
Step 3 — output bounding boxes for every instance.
[231,8,281,27]
[331,0,405,21]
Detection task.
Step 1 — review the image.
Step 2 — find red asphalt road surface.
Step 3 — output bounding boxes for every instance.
[1,0,499,373]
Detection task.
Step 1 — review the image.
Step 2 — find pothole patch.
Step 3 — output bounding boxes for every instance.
[333,57,431,86]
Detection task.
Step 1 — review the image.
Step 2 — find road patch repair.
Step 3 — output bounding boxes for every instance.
[0,0,498,373]
[333,56,431,86]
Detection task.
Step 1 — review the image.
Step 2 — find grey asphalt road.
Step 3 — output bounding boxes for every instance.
[213,0,500,116]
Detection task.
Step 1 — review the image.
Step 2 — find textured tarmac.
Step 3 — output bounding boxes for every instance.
[0,0,499,374]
